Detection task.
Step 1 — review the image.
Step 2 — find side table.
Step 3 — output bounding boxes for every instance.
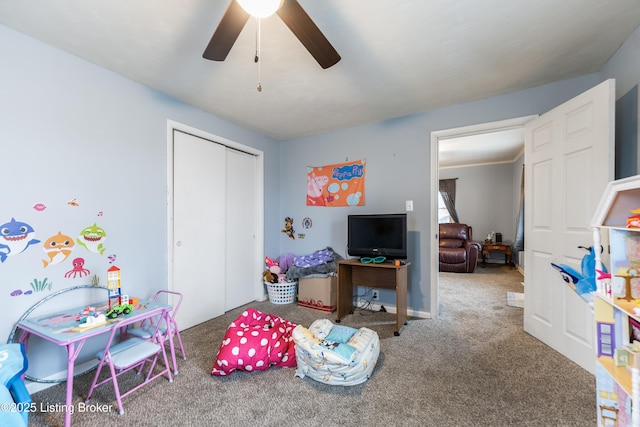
[482,243,512,266]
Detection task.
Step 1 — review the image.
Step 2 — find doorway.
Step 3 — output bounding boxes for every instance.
[166,120,265,330]
[430,116,536,318]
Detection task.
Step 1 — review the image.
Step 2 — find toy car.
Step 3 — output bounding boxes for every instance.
[105,303,134,319]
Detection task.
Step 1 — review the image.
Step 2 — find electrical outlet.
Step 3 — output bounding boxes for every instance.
[372,290,379,300]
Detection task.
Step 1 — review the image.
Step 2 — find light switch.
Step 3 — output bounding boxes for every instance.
[406,200,413,211]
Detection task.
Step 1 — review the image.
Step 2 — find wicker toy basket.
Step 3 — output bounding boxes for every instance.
[265,281,297,304]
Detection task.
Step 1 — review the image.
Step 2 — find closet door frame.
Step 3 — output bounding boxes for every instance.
[166,120,265,325]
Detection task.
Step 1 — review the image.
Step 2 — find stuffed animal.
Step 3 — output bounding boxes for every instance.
[278,253,295,273]
[263,269,277,284]
[281,217,295,240]
[265,256,282,275]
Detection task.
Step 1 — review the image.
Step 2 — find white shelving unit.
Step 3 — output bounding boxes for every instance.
[592,175,640,427]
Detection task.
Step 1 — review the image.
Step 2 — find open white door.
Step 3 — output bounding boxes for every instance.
[524,79,615,373]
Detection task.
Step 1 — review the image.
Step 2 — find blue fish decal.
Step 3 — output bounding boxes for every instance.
[0,217,41,262]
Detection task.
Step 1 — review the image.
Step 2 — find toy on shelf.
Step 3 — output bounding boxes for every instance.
[596,269,613,299]
[613,267,640,302]
[627,208,640,228]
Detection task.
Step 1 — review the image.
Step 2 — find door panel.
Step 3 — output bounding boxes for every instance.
[529,250,553,326]
[173,130,226,330]
[225,148,257,309]
[524,79,615,373]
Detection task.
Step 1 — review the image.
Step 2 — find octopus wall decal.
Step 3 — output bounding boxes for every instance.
[65,257,90,278]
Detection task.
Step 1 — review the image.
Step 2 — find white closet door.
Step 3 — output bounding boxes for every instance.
[225,148,257,309]
[173,131,226,330]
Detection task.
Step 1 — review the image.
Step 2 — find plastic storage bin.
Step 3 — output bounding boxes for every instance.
[265,281,297,304]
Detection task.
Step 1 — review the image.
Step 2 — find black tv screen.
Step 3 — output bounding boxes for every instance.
[347,213,407,259]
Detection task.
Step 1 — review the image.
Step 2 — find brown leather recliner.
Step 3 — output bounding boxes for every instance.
[439,223,482,273]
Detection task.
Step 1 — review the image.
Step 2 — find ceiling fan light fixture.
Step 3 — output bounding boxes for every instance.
[236,0,282,18]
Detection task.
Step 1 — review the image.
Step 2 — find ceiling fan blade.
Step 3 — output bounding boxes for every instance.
[277,0,341,69]
[203,1,250,61]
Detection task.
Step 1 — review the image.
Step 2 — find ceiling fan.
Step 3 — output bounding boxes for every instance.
[203,0,341,69]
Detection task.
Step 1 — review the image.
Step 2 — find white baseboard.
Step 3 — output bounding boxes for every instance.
[368,302,431,319]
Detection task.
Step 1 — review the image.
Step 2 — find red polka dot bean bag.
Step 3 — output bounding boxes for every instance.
[211,308,297,376]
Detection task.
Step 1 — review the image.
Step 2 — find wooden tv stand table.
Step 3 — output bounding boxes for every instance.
[336,259,410,336]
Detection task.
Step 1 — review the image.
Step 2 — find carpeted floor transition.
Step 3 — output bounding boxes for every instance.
[27,264,595,426]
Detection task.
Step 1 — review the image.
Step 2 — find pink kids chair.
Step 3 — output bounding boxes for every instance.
[85,309,173,415]
[127,290,186,375]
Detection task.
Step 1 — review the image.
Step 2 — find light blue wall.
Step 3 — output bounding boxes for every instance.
[440,162,516,249]
[602,25,640,178]
[276,22,640,314]
[440,157,525,267]
[279,74,601,313]
[0,25,281,376]
[602,25,640,102]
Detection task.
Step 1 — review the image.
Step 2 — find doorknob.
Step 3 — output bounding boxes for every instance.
[176,241,182,247]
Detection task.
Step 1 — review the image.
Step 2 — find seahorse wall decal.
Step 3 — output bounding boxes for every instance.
[0,217,41,263]
[76,223,107,255]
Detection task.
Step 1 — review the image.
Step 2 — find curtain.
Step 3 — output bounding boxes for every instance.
[439,178,459,223]
[514,165,524,250]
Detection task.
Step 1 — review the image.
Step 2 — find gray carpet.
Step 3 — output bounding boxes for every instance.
[28,265,595,426]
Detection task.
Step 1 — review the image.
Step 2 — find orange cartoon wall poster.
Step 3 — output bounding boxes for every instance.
[306,159,365,207]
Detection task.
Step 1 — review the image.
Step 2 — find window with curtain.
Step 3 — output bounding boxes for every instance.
[439,178,459,223]
[438,192,451,223]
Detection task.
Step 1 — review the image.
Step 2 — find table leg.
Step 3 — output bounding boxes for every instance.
[394,267,408,336]
[336,264,354,323]
[64,343,75,427]
[63,341,86,427]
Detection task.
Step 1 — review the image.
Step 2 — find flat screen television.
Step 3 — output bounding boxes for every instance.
[347,213,407,260]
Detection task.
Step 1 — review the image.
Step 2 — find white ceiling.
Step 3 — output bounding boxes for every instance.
[1,1,639,161]
[439,127,524,169]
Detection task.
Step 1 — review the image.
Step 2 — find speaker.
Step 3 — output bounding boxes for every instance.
[495,233,502,243]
